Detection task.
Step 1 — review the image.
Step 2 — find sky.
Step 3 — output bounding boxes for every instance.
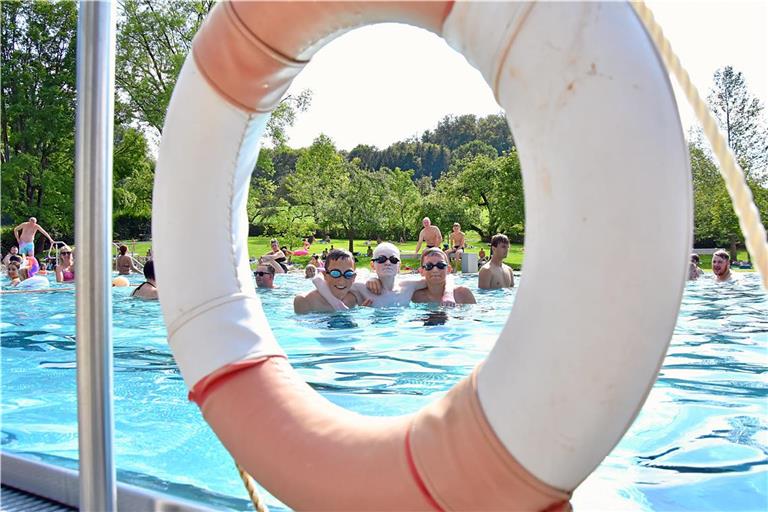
[281,0,768,151]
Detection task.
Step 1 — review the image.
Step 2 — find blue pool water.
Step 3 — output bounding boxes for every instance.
[2,272,766,510]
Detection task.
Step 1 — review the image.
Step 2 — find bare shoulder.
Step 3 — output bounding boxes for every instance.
[454,286,476,304]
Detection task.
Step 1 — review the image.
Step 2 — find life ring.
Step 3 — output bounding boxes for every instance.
[154,2,691,509]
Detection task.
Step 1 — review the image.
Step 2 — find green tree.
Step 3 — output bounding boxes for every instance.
[707,66,768,175]
[116,0,312,144]
[1,0,78,238]
[383,168,421,241]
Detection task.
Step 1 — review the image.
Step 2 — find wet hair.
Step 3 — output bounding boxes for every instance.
[713,249,730,261]
[7,262,19,272]
[9,255,22,264]
[491,234,509,247]
[690,253,700,264]
[19,267,30,280]
[119,245,128,255]
[143,260,155,281]
[420,247,449,264]
[325,248,354,265]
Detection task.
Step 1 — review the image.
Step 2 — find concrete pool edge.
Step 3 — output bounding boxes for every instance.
[1,451,211,511]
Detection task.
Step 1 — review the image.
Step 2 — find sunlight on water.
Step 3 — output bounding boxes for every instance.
[1,272,766,511]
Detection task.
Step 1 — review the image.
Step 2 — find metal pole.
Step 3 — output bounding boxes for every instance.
[75,1,116,511]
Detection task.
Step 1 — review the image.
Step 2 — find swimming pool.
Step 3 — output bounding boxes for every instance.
[2,272,766,510]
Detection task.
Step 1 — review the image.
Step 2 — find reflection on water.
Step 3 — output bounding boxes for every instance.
[1,272,766,511]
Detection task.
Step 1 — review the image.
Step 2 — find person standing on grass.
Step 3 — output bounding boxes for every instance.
[478,234,515,289]
[14,217,54,257]
[414,217,442,254]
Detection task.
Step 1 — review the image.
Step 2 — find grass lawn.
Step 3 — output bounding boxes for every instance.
[116,236,751,272]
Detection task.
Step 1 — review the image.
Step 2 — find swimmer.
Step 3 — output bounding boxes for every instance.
[254,264,277,289]
[6,262,21,286]
[687,253,704,280]
[313,243,455,308]
[294,249,363,314]
[413,248,475,304]
[711,249,734,282]
[2,246,19,266]
[55,245,75,283]
[304,264,317,279]
[131,260,158,299]
[478,234,515,289]
[116,245,141,275]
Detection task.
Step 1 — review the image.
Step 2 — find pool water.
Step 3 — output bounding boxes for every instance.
[1,272,766,510]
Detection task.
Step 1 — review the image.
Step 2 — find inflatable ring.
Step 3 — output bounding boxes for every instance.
[154,2,691,509]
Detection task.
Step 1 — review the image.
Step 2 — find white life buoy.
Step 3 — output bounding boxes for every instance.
[154,1,691,510]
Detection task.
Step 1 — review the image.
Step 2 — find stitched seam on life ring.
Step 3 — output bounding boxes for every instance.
[492,2,536,102]
[228,114,255,295]
[191,51,276,114]
[166,293,258,339]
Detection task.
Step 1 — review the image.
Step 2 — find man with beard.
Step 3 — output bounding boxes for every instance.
[711,249,734,282]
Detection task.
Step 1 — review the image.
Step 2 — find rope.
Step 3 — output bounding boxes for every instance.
[630,0,768,289]
[236,462,270,512]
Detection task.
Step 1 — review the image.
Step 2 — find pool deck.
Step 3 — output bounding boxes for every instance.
[1,452,210,511]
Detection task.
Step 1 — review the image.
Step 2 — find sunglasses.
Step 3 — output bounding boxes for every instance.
[327,269,357,279]
[373,255,400,264]
[254,271,273,277]
[422,261,448,271]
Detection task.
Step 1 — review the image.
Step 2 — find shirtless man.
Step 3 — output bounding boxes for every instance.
[711,249,733,282]
[2,246,19,266]
[313,243,454,308]
[478,233,515,289]
[294,249,360,313]
[445,222,466,272]
[413,248,475,304]
[414,217,442,254]
[14,217,54,256]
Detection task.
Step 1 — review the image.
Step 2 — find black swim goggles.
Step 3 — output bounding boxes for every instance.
[327,269,357,279]
[373,255,400,264]
[422,261,448,271]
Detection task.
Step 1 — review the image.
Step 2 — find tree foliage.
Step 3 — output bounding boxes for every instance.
[707,66,768,176]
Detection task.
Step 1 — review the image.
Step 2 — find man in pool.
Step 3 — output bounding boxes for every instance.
[254,264,277,289]
[294,249,361,313]
[14,217,54,257]
[711,249,733,282]
[313,243,455,308]
[413,248,475,304]
[414,217,442,254]
[478,233,515,289]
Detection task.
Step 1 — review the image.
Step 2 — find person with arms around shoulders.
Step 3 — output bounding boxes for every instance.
[55,245,75,283]
[132,260,158,299]
[294,249,361,313]
[413,248,475,304]
[478,234,515,289]
[14,217,54,257]
[687,253,704,281]
[254,264,277,289]
[711,249,733,282]
[414,217,442,254]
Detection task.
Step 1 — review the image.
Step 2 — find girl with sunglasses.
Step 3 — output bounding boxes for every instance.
[55,246,75,283]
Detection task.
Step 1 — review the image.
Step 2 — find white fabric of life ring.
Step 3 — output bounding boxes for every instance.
[153,1,691,510]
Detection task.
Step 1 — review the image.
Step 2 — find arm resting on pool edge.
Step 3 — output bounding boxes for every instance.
[194,357,571,510]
